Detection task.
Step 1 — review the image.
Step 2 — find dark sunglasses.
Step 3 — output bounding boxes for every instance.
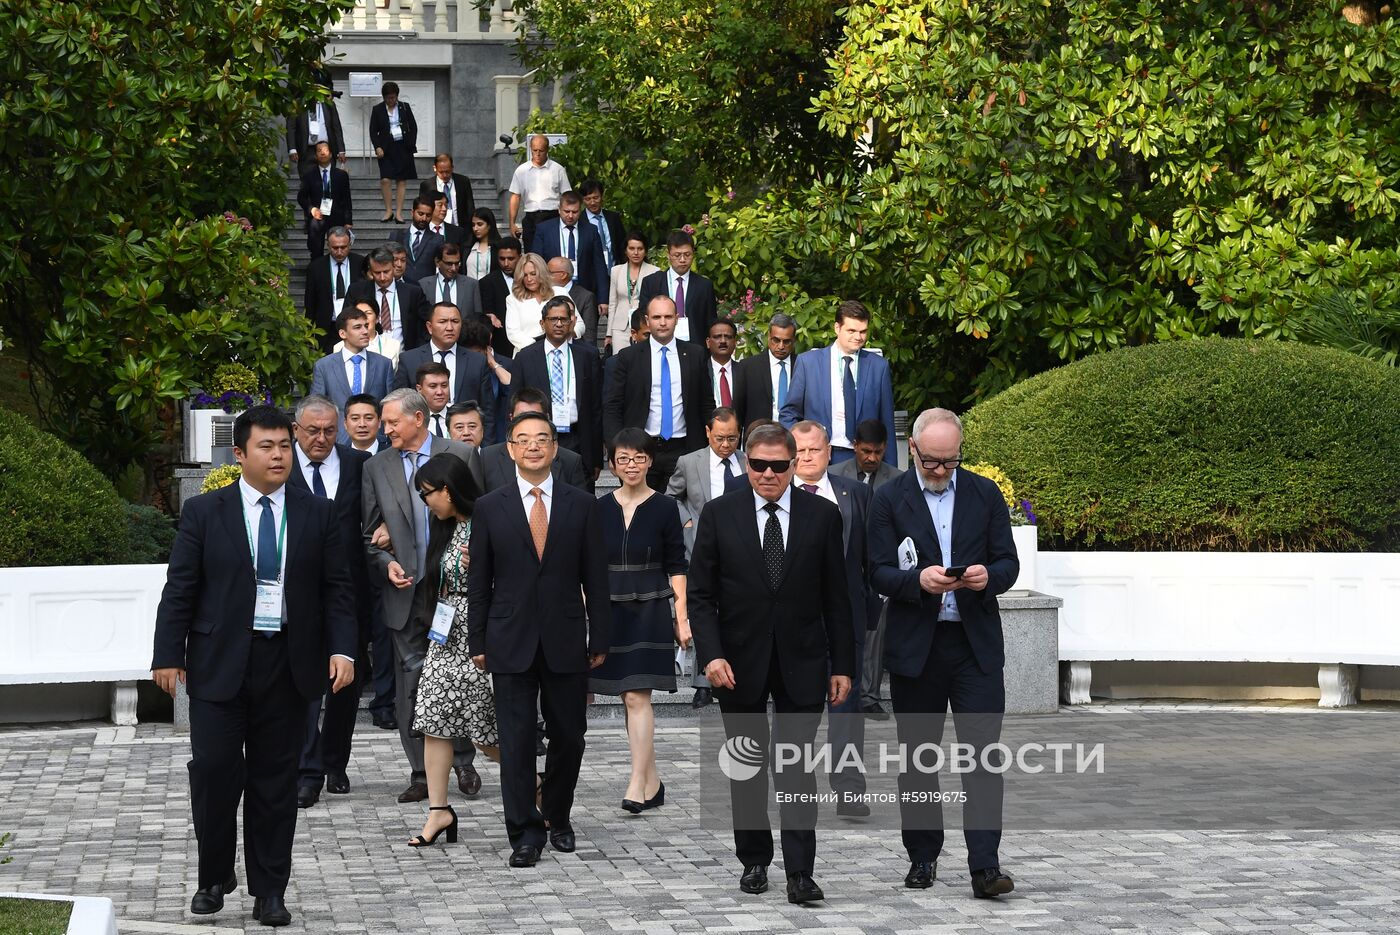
[749,457,793,475]
[417,486,440,502]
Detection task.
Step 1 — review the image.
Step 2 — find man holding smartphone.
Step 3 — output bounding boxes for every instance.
[866,407,1020,898]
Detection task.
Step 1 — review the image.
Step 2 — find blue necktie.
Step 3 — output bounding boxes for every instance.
[351,354,363,394]
[777,359,789,412]
[659,347,673,440]
[550,348,566,425]
[591,213,612,266]
[255,496,278,580]
[322,168,330,194]
[310,462,327,498]
[842,355,857,441]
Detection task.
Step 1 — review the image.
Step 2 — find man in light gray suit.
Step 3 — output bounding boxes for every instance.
[309,306,395,443]
[418,242,484,327]
[664,406,745,708]
[361,388,486,803]
[830,418,902,717]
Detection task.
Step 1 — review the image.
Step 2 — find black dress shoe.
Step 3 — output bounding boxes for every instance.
[296,785,319,809]
[371,711,398,730]
[862,701,890,720]
[455,764,482,797]
[620,798,643,814]
[836,799,870,817]
[326,772,350,795]
[190,874,236,914]
[691,687,714,709]
[786,872,825,904]
[508,844,541,867]
[397,781,429,803]
[642,781,665,810]
[904,860,936,889]
[739,864,768,894]
[970,867,1015,899]
[252,894,292,926]
[548,826,576,852]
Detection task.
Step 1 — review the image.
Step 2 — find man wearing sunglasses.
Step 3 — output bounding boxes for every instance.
[688,422,854,906]
[866,407,1020,899]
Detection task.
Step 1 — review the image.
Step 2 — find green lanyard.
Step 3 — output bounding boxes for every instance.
[438,520,470,597]
[243,501,288,582]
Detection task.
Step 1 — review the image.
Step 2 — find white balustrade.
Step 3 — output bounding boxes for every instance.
[332,0,517,38]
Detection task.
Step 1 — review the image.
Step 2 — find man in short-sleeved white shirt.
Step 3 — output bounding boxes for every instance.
[508,134,571,251]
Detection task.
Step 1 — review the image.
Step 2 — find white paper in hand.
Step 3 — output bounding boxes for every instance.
[897,537,918,571]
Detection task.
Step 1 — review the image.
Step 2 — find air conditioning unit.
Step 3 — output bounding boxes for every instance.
[184,406,238,464]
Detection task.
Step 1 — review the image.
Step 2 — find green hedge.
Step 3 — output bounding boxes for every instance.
[124,502,177,564]
[962,339,1400,552]
[0,409,127,566]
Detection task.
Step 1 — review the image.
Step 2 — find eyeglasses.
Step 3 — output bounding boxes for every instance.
[910,442,961,471]
[508,434,554,449]
[417,486,441,502]
[542,316,573,324]
[749,457,793,474]
[709,435,740,445]
[613,454,650,466]
[298,426,337,438]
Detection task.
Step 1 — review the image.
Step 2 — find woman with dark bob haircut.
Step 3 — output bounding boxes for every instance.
[407,453,497,847]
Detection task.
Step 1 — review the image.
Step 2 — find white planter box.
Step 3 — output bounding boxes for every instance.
[0,893,116,935]
[1009,524,1038,593]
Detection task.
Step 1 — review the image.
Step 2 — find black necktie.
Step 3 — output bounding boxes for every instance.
[722,457,734,485]
[762,502,783,589]
[334,262,346,299]
[842,355,857,441]
[566,224,576,261]
[322,168,330,193]
[432,413,444,437]
[310,462,327,498]
[255,496,278,581]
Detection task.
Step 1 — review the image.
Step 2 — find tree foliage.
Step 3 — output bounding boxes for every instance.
[0,0,349,475]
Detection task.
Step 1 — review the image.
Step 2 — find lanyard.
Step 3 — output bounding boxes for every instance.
[474,244,488,278]
[243,502,288,581]
[438,521,469,597]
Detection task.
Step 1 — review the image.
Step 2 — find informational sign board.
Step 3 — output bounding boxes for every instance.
[349,72,384,97]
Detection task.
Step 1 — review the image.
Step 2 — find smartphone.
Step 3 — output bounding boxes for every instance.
[944,565,967,578]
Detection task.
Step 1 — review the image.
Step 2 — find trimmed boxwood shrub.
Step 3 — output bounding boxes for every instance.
[962,338,1400,552]
[0,409,127,566]
[123,503,177,564]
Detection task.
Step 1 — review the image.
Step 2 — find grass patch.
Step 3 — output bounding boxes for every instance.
[0,896,73,935]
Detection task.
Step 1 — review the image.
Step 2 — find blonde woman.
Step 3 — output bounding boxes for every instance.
[505,252,578,354]
[607,232,661,355]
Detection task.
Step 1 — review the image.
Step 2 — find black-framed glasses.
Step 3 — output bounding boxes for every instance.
[508,434,554,449]
[749,457,793,474]
[417,486,441,502]
[613,454,651,466]
[910,442,961,471]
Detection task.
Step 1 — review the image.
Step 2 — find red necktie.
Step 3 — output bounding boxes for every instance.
[719,366,732,407]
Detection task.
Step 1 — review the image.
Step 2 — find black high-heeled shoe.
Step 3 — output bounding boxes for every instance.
[408,805,458,846]
[620,797,643,814]
[642,781,665,810]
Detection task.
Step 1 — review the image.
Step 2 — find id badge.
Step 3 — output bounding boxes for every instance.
[429,600,456,644]
[391,124,404,141]
[308,118,321,139]
[254,579,283,633]
[674,319,690,343]
[319,196,334,214]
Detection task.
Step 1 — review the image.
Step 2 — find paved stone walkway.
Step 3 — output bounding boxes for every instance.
[2,707,1399,934]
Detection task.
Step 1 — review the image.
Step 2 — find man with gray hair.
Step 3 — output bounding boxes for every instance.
[288,395,374,808]
[303,225,363,353]
[734,313,799,430]
[361,388,486,803]
[547,255,599,346]
[867,407,1020,898]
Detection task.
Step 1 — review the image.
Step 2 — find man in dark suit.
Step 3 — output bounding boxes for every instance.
[637,229,717,345]
[512,296,603,485]
[425,190,467,246]
[309,307,395,443]
[531,191,609,308]
[296,142,352,259]
[345,246,429,351]
[781,300,897,466]
[466,410,612,868]
[603,295,715,491]
[303,227,363,353]
[287,100,346,177]
[791,420,873,815]
[480,387,590,492]
[362,389,486,803]
[831,418,903,717]
[478,237,521,358]
[287,397,373,809]
[579,178,625,272]
[418,243,484,326]
[394,301,495,440]
[734,313,798,430]
[867,407,1019,898]
[547,257,600,347]
[152,406,355,927]
[390,195,446,285]
[687,422,854,904]
[418,153,474,228]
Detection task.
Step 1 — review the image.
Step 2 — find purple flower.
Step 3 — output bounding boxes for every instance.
[682,223,696,235]
[726,190,735,200]
[1021,499,1037,525]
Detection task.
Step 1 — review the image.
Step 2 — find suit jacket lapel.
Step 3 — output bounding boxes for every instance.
[833,484,853,554]
[505,481,542,565]
[900,469,942,565]
[950,469,973,566]
[539,487,571,564]
[217,485,255,579]
[773,494,806,592]
[284,487,308,570]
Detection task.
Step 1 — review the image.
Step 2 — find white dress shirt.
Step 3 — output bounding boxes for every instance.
[434,175,460,225]
[769,352,791,420]
[465,243,492,280]
[335,334,401,369]
[426,341,458,402]
[238,479,288,581]
[296,445,341,501]
[515,470,555,523]
[753,487,792,549]
[377,285,403,345]
[508,160,572,213]
[327,255,351,316]
[646,336,687,437]
[829,344,860,449]
[340,346,370,394]
[544,339,579,428]
[921,469,960,621]
[505,286,575,354]
[350,438,383,456]
[709,449,739,500]
[709,357,735,406]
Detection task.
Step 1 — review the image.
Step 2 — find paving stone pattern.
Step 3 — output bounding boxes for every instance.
[2,707,1399,934]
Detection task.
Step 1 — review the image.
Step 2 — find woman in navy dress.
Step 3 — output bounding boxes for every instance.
[590,428,688,813]
[368,81,418,223]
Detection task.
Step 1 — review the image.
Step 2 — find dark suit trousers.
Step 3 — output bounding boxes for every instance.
[299,615,369,788]
[827,617,866,796]
[889,620,1005,871]
[718,647,824,876]
[366,582,396,716]
[493,645,588,849]
[646,436,693,493]
[306,215,331,259]
[187,635,301,897]
[390,617,475,782]
[521,210,556,256]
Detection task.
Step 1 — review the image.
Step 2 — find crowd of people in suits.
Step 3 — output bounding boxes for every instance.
[149,97,1023,925]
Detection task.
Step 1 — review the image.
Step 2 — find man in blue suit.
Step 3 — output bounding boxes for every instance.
[780,300,897,466]
[309,305,395,443]
[867,407,1019,899]
[530,191,610,312]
